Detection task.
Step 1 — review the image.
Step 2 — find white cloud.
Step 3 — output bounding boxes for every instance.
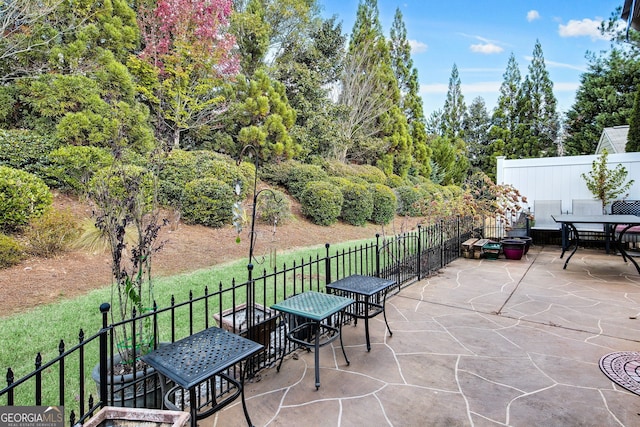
[409,39,428,54]
[470,43,504,54]
[527,10,540,22]
[558,18,608,40]
[523,56,587,72]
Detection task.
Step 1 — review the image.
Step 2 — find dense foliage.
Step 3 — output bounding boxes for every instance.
[0,166,52,231]
[0,0,637,248]
[300,180,343,226]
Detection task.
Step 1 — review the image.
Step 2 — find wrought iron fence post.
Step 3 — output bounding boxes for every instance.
[375,233,380,277]
[417,225,422,279]
[99,302,110,408]
[324,243,331,285]
[440,219,445,269]
[457,215,461,257]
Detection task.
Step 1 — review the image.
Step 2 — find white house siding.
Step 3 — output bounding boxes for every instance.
[496,153,640,214]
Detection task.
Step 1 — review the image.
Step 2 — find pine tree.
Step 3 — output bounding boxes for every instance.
[492,53,521,139]
[338,0,411,176]
[389,8,431,177]
[464,97,491,173]
[564,48,640,155]
[441,64,466,139]
[626,85,640,152]
[516,40,559,158]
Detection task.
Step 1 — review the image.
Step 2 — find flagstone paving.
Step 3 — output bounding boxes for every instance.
[206,245,640,426]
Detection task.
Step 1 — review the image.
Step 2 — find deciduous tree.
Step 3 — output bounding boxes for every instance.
[135,0,239,149]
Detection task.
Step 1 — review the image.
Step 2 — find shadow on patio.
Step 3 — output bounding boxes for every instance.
[208,245,640,427]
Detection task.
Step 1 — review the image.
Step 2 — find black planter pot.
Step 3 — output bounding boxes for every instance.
[91,348,164,409]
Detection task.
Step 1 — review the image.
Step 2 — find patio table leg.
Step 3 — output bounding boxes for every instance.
[314,320,321,390]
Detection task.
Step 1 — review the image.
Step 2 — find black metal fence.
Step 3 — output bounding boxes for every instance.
[1,216,480,425]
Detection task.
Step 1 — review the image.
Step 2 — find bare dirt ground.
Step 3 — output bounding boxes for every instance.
[1,192,420,317]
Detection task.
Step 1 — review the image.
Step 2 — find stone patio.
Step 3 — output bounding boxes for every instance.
[206,245,640,426]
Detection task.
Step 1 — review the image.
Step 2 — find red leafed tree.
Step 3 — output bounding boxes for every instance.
[135,0,239,148]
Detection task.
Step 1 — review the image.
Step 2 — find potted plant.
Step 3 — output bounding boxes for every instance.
[89,160,166,407]
[581,149,634,214]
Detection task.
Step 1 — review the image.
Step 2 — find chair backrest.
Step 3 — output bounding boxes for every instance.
[611,200,640,216]
[572,199,602,216]
[572,199,604,231]
[532,200,561,230]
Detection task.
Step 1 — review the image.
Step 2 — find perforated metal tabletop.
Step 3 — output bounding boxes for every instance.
[326,274,396,296]
[142,327,263,390]
[270,291,353,321]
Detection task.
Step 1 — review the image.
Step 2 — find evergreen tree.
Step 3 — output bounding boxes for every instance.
[564,48,640,155]
[272,16,345,160]
[464,97,491,173]
[0,0,155,155]
[492,53,521,145]
[626,85,640,152]
[429,135,469,185]
[338,0,411,177]
[389,8,431,177]
[231,0,270,76]
[515,40,559,158]
[440,64,466,139]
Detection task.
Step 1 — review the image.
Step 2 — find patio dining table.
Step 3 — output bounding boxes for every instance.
[141,326,263,427]
[271,291,353,390]
[552,214,640,274]
[326,274,396,351]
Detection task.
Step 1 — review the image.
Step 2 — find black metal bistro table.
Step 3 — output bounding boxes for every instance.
[326,275,396,352]
[141,327,263,427]
[271,291,354,390]
[552,214,640,274]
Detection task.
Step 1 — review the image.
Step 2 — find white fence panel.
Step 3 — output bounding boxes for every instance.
[496,153,640,215]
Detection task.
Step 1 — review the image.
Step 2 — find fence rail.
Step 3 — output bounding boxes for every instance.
[1,216,480,425]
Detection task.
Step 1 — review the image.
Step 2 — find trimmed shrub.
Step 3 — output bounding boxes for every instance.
[26,208,80,257]
[300,181,343,226]
[386,173,406,188]
[355,164,387,184]
[285,162,328,199]
[197,151,252,198]
[158,150,251,207]
[181,178,234,227]
[262,160,331,201]
[339,181,373,226]
[0,166,53,231]
[0,233,24,268]
[395,185,424,217]
[0,129,60,180]
[158,150,199,206]
[328,176,352,188]
[261,161,295,187]
[370,184,397,225]
[256,188,291,224]
[47,145,113,194]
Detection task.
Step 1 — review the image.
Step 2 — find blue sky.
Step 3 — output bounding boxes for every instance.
[319,0,625,118]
